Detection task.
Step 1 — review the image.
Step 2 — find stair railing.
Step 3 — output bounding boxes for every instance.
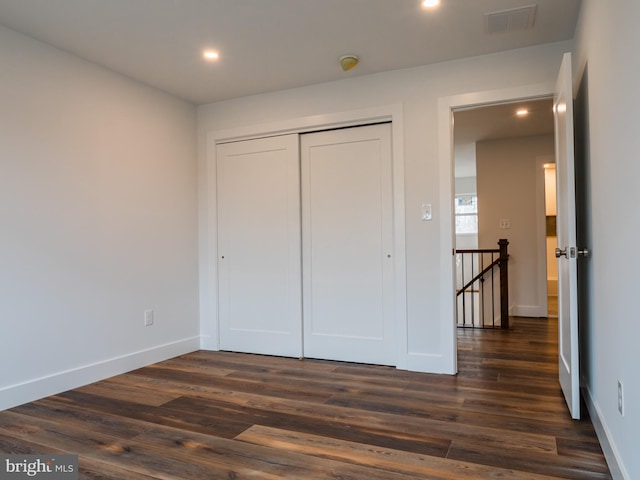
[455,239,509,329]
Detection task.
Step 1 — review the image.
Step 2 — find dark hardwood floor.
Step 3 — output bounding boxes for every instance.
[0,317,610,479]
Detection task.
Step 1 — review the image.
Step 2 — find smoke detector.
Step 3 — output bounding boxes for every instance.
[485,4,537,34]
[340,55,359,72]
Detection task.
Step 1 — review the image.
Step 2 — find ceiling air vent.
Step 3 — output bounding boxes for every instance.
[485,4,537,34]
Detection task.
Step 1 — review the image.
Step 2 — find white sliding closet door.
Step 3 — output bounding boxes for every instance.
[217,134,302,358]
[301,124,395,365]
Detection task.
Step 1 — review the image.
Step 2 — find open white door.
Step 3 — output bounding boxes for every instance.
[554,52,580,419]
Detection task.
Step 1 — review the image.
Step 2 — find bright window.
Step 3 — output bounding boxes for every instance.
[455,195,478,235]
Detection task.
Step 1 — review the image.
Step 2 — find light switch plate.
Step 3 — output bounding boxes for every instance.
[499,219,511,229]
[144,310,154,326]
[421,204,432,221]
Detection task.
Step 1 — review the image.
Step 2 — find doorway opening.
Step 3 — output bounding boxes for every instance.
[441,55,581,418]
[452,97,555,334]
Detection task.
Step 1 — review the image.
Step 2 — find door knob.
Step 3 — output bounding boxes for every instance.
[556,247,589,259]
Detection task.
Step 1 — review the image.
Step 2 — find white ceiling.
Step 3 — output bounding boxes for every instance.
[455,97,554,144]
[0,0,581,105]
[454,98,554,177]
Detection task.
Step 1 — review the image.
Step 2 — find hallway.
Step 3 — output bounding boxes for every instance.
[456,317,606,476]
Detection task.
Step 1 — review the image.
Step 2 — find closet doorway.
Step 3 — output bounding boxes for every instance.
[216,123,396,365]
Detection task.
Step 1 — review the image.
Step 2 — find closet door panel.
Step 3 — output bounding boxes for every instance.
[301,124,395,365]
[217,134,301,357]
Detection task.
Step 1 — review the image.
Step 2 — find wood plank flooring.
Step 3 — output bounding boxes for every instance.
[0,317,611,479]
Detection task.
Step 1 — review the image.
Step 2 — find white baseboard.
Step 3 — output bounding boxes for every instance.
[0,336,200,412]
[582,385,628,480]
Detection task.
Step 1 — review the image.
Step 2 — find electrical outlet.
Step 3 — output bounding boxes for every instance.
[144,309,154,326]
[618,380,624,416]
[499,219,511,229]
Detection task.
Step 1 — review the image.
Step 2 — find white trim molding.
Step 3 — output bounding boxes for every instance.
[0,336,200,411]
[582,386,628,480]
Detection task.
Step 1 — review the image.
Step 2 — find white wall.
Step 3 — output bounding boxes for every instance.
[544,165,558,289]
[544,164,557,216]
[573,1,640,478]
[454,142,477,178]
[454,176,478,250]
[476,136,553,317]
[454,176,477,196]
[545,237,558,287]
[197,40,572,373]
[0,26,199,410]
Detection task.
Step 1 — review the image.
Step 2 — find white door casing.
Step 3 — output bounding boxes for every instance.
[300,124,396,365]
[554,52,581,419]
[216,134,302,358]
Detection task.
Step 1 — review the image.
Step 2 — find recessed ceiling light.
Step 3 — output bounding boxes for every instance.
[516,108,529,116]
[422,0,440,8]
[203,50,220,61]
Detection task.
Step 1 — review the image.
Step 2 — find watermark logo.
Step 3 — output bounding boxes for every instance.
[0,455,77,479]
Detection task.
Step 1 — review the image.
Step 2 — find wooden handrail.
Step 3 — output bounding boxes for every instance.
[455,248,502,254]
